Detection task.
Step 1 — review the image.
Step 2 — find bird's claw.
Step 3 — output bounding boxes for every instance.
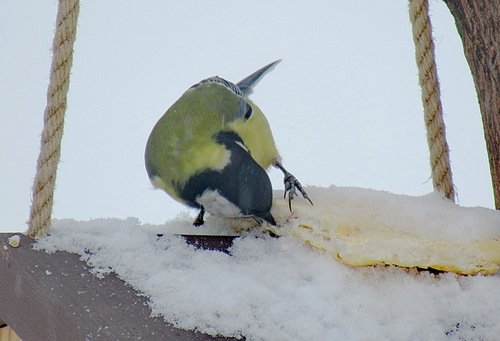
[193,207,205,227]
[283,171,313,212]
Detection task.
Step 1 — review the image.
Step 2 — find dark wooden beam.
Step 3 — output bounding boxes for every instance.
[0,233,238,341]
[181,234,236,253]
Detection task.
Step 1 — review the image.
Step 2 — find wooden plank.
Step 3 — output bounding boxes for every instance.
[0,234,238,341]
[181,234,235,253]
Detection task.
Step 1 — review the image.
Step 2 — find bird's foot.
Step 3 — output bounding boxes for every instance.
[193,207,205,227]
[283,171,313,211]
[275,162,313,211]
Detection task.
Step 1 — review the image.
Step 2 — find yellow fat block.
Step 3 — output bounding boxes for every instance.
[267,187,500,275]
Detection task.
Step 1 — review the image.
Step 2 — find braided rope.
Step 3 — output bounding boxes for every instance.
[27,0,80,237]
[409,0,455,200]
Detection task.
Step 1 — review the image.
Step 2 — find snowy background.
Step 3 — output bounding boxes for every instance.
[0,1,493,231]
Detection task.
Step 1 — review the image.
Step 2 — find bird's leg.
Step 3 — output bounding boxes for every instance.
[274,161,313,211]
[193,206,205,227]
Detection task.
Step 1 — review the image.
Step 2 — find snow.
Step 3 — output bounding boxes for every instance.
[34,186,500,340]
[273,186,500,242]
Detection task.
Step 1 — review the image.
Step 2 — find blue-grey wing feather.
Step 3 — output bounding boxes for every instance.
[237,59,281,97]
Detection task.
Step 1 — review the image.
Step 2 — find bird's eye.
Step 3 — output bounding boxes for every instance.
[244,104,253,120]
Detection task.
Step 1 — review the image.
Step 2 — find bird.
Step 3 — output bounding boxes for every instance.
[145,60,312,227]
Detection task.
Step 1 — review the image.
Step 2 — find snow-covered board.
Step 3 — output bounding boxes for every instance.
[263,186,500,275]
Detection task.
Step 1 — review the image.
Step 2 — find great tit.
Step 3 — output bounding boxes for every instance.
[145,60,312,226]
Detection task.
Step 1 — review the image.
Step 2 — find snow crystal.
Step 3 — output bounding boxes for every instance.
[34,187,500,340]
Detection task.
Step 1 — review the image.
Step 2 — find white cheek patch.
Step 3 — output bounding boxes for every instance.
[196,190,243,218]
[213,149,231,171]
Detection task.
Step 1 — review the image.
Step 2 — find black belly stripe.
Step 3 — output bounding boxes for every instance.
[179,131,275,224]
